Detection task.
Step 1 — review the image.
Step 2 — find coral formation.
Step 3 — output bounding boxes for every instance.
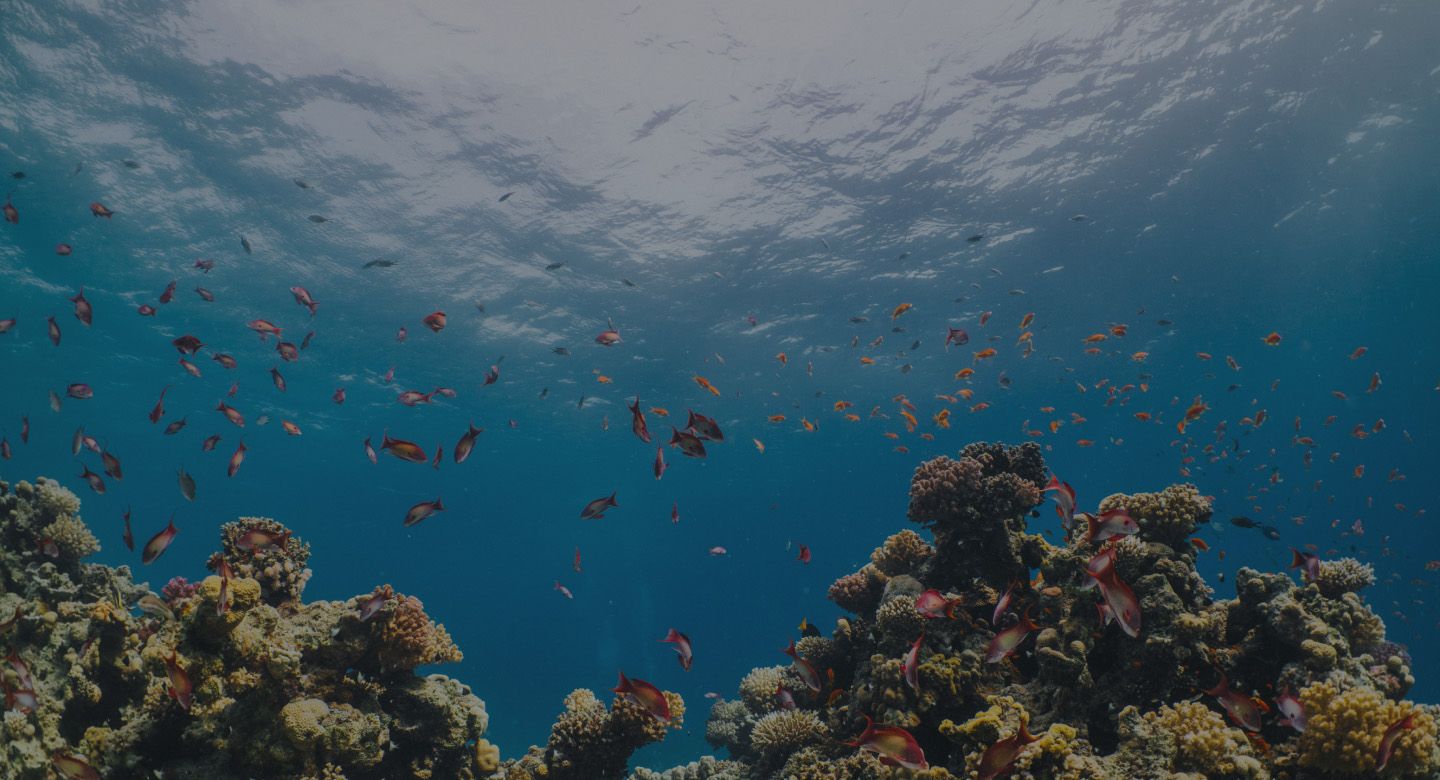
[498,684,684,779]
[207,516,313,606]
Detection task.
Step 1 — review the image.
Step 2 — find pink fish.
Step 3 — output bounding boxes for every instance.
[358,590,391,621]
[51,752,101,780]
[595,329,621,346]
[422,311,446,332]
[612,672,670,722]
[142,515,178,564]
[79,466,105,494]
[0,437,10,461]
[628,398,651,443]
[782,639,822,691]
[708,546,728,556]
[381,433,428,463]
[137,303,156,316]
[19,415,27,443]
[178,358,202,378]
[363,437,378,464]
[193,259,215,272]
[333,387,346,405]
[396,326,407,342]
[69,288,92,326]
[431,444,442,470]
[0,318,14,333]
[227,440,247,477]
[1376,713,1417,772]
[397,389,435,406]
[1,198,16,223]
[121,508,134,551]
[163,651,192,711]
[1090,563,1142,638]
[1085,509,1139,544]
[653,446,667,479]
[944,326,970,348]
[844,716,928,770]
[992,581,1017,625]
[276,341,299,361]
[483,363,500,385]
[247,319,282,340]
[383,366,395,382]
[403,498,445,527]
[659,628,693,671]
[300,331,314,349]
[796,544,812,564]
[1276,687,1306,732]
[669,427,707,458]
[913,589,960,620]
[774,684,797,710]
[101,451,123,480]
[454,422,483,463]
[235,527,289,552]
[89,201,114,218]
[281,420,301,436]
[201,434,220,452]
[671,501,680,525]
[554,581,573,599]
[270,367,286,392]
[217,558,234,616]
[194,286,214,302]
[216,402,244,427]
[163,416,188,435]
[976,722,1037,779]
[902,633,924,689]
[1043,474,1076,527]
[159,280,177,304]
[580,492,619,519]
[686,410,724,441]
[66,383,93,399]
[290,286,318,316]
[47,316,60,346]
[1204,673,1263,731]
[985,611,1039,663]
[212,353,237,369]
[1290,548,1320,582]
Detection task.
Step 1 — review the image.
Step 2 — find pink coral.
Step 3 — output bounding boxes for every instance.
[161,576,199,604]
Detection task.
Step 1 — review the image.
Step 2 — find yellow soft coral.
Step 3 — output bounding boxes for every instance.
[1298,681,1439,777]
[1007,722,1107,780]
[1141,701,1267,778]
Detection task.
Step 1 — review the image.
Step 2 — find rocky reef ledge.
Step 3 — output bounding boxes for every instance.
[4,439,1438,779]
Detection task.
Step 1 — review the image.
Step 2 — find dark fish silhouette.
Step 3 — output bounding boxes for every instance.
[621,278,636,287]
[294,179,310,189]
[552,347,570,356]
[1230,516,1259,529]
[363,259,395,269]
[122,159,140,169]
[498,191,514,202]
[8,171,23,179]
[307,214,327,223]
[1261,525,1282,541]
[545,262,564,271]
[967,234,985,243]
[239,235,252,254]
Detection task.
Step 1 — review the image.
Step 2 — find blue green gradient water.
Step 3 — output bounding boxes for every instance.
[2,0,1438,767]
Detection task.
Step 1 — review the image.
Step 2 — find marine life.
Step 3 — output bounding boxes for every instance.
[844,716,928,770]
[141,515,178,564]
[579,492,618,519]
[659,628,693,671]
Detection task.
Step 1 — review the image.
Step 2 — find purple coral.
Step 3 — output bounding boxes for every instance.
[161,576,199,604]
[906,443,1044,533]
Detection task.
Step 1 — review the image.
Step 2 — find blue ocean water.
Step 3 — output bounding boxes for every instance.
[1,0,1437,769]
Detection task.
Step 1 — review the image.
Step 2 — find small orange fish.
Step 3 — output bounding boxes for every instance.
[753,438,765,454]
[1083,333,1107,343]
[1349,346,1367,360]
[1196,352,1213,360]
[970,402,990,413]
[900,410,918,431]
[883,431,900,440]
[844,413,860,422]
[1134,412,1151,422]
[693,376,721,396]
[1019,312,1034,329]
[933,409,950,428]
[1366,372,1381,393]
[1077,439,1095,447]
[1190,537,1210,551]
[1331,390,1348,401]
[979,310,992,325]
[1226,355,1241,371]
[1263,332,1281,346]
[954,367,975,380]
[957,388,974,400]
[1353,465,1364,478]
[1048,420,1062,434]
[973,348,997,363]
[775,352,788,366]
[801,418,816,432]
[833,401,852,411]
[1131,351,1149,362]
[1110,324,1128,337]
[1084,347,1101,355]
[859,356,876,365]
[919,432,934,441]
[768,414,787,423]
[650,407,669,417]
[1039,406,1055,413]
[891,302,913,320]
[596,374,613,384]
[894,446,909,453]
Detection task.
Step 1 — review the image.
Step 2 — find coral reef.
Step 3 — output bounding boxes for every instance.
[207,516,313,606]
[498,685,685,780]
[642,443,1440,779]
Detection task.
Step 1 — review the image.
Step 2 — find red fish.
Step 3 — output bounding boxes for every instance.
[653,446,667,479]
[227,440,247,477]
[669,427,707,458]
[659,628,693,671]
[212,353,238,369]
[47,316,61,346]
[554,581,574,599]
[149,386,169,423]
[1204,673,1263,731]
[397,389,435,406]
[300,331,314,349]
[1,437,10,461]
[628,398,651,443]
[160,280,177,304]
[595,329,621,346]
[844,716,928,770]
[580,493,619,519]
[281,420,301,436]
[66,383,93,399]
[194,287,214,302]
[333,387,346,405]
[216,402,245,427]
[381,433,428,463]
[358,590,390,621]
[0,318,14,333]
[612,672,670,722]
[944,326,970,348]
[782,639,822,691]
[276,341,299,361]
[1043,474,1077,527]
[142,515,178,564]
[404,498,445,527]
[201,434,220,452]
[178,358,202,378]
[1376,713,1417,772]
[235,527,290,552]
[89,201,114,218]
[915,589,961,620]
[217,558,234,616]
[484,363,500,385]
[573,547,582,572]
[137,304,156,316]
[985,611,1039,663]
[796,544,811,564]
[977,722,1037,779]
[454,422,483,463]
[163,417,187,436]
[270,367,286,392]
[69,288,92,326]
[686,410,724,441]
[1276,687,1307,732]
[431,443,442,469]
[19,415,27,444]
[172,335,204,354]
[193,259,215,273]
[363,437,378,464]
[422,311,446,332]
[1,198,16,223]
[101,451,123,480]
[902,633,923,689]
[290,286,319,316]
[993,581,1017,626]
[671,501,680,525]
[163,651,192,711]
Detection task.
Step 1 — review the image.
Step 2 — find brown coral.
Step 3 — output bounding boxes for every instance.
[870,529,934,577]
[372,594,463,672]
[208,517,313,606]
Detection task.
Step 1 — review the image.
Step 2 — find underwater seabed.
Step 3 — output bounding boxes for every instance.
[2,442,1436,780]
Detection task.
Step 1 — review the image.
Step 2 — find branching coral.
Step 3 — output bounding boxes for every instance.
[1115,701,1268,779]
[750,709,828,757]
[1297,680,1439,777]
[1315,557,1376,598]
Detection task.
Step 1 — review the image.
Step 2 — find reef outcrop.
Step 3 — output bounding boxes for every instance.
[633,442,1439,779]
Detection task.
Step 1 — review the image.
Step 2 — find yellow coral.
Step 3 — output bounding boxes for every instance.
[375,595,463,669]
[1141,701,1266,778]
[1099,483,1211,545]
[1008,722,1107,780]
[476,738,501,772]
[1298,681,1439,777]
[750,709,827,756]
[870,529,934,576]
